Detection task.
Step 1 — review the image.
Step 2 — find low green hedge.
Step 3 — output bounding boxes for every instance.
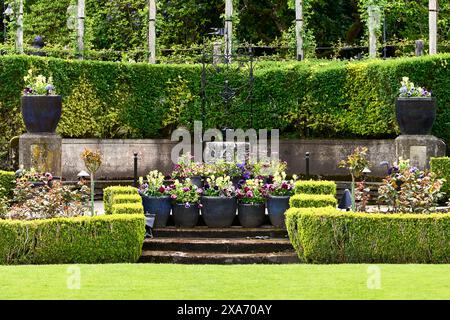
[112,203,144,215]
[0,171,15,198]
[430,157,450,198]
[103,186,139,215]
[294,180,336,195]
[0,214,145,264]
[289,194,337,208]
[286,207,450,263]
[111,194,142,205]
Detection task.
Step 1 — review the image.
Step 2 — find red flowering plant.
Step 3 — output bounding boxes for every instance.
[236,179,267,204]
[139,170,172,197]
[263,172,298,197]
[169,178,203,208]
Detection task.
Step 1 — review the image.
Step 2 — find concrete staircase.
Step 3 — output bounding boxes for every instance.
[139,226,300,264]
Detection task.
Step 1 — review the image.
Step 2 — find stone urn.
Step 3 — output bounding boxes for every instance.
[141,195,172,227]
[21,95,62,133]
[267,195,290,228]
[396,98,436,135]
[172,203,199,228]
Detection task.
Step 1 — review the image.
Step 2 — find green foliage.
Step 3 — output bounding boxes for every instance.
[111,194,142,206]
[1,54,450,163]
[289,194,337,208]
[0,171,15,198]
[111,203,144,215]
[103,186,138,215]
[294,180,336,195]
[285,207,450,263]
[430,157,450,199]
[0,214,145,264]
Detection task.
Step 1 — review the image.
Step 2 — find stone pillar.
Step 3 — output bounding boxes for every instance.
[395,135,446,169]
[19,133,62,177]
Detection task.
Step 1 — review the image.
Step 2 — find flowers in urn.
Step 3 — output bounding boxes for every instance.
[203,175,235,198]
[139,170,172,197]
[399,77,431,98]
[23,69,56,95]
[170,178,203,208]
[236,179,267,204]
[264,172,297,197]
[171,153,204,179]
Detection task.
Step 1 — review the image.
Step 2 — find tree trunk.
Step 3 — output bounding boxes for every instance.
[16,0,24,54]
[295,0,303,61]
[148,0,156,64]
[77,0,85,59]
[225,0,233,63]
[429,0,438,55]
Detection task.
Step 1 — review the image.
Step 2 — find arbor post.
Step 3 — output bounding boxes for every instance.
[148,0,156,64]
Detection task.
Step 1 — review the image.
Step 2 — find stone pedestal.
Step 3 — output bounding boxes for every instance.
[19,133,62,176]
[395,135,446,169]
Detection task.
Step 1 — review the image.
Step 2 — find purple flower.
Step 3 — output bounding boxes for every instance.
[184,202,191,208]
[182,187,190,192]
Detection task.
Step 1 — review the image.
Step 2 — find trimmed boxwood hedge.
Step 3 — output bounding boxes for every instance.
[294,180,336,196]
[1,54,450,160]
[286,207,450,263]
[112,203,144,215]
[0,214,145,264]
[289,194,337,208]
[0,171,15,198]
[103,186,139,215]
[430,157,450,198]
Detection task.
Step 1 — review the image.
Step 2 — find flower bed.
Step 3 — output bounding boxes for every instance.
[0,214,145,264]
[286,207,450,264]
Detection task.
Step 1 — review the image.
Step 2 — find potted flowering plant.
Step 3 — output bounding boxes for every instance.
[264,172,297,228]
[22,69,61,133]
[396,76,435,135]
[171,153,204,188]
[139,170,172,227]
[202,175,237,228]
[236,179,267,228]
[169,178,203,227]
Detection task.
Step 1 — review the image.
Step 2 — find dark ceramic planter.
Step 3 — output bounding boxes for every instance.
[267,196,290,228]
[201,196,237,228]
[172,203,199,228]
[21,95,62,133]
[141,195,172,227]
[396,98,436,135]
[238,203,266,228]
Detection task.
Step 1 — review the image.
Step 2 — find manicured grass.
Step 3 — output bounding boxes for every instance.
[1,264,450,300]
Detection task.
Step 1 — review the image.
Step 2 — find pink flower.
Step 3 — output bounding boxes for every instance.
[171,194,177,200]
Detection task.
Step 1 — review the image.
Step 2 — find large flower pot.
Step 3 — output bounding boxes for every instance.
[172,203,199,228]
[396,98,436,135]
[201,196,237,228]
[267,196,290,228]
[21,95,62,133]
[238,203,266,228]
[141,195,171,227]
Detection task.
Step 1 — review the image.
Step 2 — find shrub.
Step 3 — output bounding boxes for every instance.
[111,194,142,206]
[289,194,337,208]
[0,171,15,198]
[285,207,450,263]
[111,203,144,215]
[378,159,445,213]
[0,214,145,264]
[294,180,336,195]
[1,54,450,161]
[103,186,138,215]
[430,157,450,198]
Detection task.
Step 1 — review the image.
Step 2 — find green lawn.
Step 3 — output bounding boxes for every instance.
[1,264,450,300]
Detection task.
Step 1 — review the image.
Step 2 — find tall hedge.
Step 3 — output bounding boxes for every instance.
[286,207,450,264]
[0,214,145,264]
[0,53,449,159]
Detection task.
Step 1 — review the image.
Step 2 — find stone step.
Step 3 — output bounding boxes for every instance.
[139,250,300,264]
[143,237,293,253]
[152,226,289,239]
